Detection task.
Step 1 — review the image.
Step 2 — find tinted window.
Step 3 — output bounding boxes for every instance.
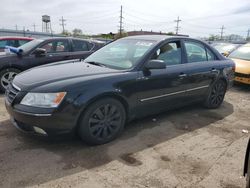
[6,40,17,47]
[0,40,7,48]
[151,41,182,65]
[72,40,89,51]
[185,41,207,63]
[40,40,69,53]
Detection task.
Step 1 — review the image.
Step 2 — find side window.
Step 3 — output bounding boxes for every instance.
[72,40,89,51]
[40,40,69,53]
[184,41,207,63]
[6,40,16,47]
[151,41,182,66]
[0,40,7,48]
[206,48,216,61]
[55,41,69,52]
[40,42,53,53]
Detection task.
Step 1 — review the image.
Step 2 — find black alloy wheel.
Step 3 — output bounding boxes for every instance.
[204,80,227,109]
[78,98,126,145]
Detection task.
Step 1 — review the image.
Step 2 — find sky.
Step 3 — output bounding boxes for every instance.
[0,0,249,38]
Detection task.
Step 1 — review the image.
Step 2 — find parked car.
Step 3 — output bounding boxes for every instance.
[0,37,104,92]
[211,42,241,56]
[244,138,250,188]
[0,36,33,52]
[228,43,250,85]
[5,35,235,145]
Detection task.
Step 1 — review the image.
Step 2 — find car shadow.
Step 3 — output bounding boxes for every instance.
[0,101,234,187]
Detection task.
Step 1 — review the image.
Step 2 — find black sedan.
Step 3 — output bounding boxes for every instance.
[5,35,235,145]
[0,37,104,92]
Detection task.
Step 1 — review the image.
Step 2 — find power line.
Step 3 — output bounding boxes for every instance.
[220,25,225,40]
[174,16,181,34]
[59,16,66,33]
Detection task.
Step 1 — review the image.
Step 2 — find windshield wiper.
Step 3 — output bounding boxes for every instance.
[85,61,107,67]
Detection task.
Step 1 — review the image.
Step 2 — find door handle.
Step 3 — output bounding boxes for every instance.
[211,68,218,73]
[179,73,187,78]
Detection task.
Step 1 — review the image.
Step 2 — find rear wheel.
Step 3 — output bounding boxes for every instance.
[78,98,126,145]
[204,79,227,109]
[0,68,21,92]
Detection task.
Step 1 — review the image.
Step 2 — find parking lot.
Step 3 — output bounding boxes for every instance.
[0,84,248,188]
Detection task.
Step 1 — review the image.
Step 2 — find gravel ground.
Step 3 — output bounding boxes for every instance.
[0,84,249,188]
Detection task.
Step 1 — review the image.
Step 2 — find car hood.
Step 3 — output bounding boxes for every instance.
[231,58,250,74]
[14,60,122,89]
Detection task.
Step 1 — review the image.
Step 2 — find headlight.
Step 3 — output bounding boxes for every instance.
[20,92,66,108]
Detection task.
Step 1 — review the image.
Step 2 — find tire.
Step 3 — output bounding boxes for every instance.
[0,68,21,92]
[204,79,227,109]
[78,98,126,145]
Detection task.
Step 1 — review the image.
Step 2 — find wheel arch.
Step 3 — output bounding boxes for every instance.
[74,92,129,131]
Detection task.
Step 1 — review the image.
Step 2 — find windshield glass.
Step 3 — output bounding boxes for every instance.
[213,43,239,53]
[84,39,156,70]
[229,44,250,61]
[18,39,43,53]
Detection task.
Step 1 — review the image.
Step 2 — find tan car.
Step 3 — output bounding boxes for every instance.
[228,43,250,84]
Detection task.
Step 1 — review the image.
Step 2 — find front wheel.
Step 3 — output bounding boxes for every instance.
[78,98,126,145]
[204,79,227,109]
[0,68,21,92]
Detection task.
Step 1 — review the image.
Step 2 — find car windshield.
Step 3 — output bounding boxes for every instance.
[213,43,239,53]
[18,39,43,53]
[84,39,156,70]
[229,44,250,61]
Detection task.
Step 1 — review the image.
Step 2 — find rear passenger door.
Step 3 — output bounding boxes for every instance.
[71,39,93,60]
[182,39,219,99]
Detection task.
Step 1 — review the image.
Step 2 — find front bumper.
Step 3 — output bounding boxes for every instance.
[5,99,76,136]
[235,76,250,85]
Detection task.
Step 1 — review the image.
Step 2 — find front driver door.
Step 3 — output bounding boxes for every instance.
[25,39,71,69]
[136,40,189,116]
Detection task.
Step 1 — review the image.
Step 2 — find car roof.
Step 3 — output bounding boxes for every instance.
[122,35,189,42]
[38,37,97,42]
[0,36,33,40]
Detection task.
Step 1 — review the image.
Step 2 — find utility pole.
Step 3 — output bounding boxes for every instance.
[32,23,37,32]
[220,25,225,40]
[174,16,181,35]
[59,16,66,33]
[15,25,18,31]
[247,29,250,39]
[119,5,123,37]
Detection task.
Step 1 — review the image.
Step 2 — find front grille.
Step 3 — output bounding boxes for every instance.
[5,83,20,104]
[235,72,250,78]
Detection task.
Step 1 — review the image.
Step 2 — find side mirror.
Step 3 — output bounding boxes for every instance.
[34,48,46,57]
[145,60,166,70]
